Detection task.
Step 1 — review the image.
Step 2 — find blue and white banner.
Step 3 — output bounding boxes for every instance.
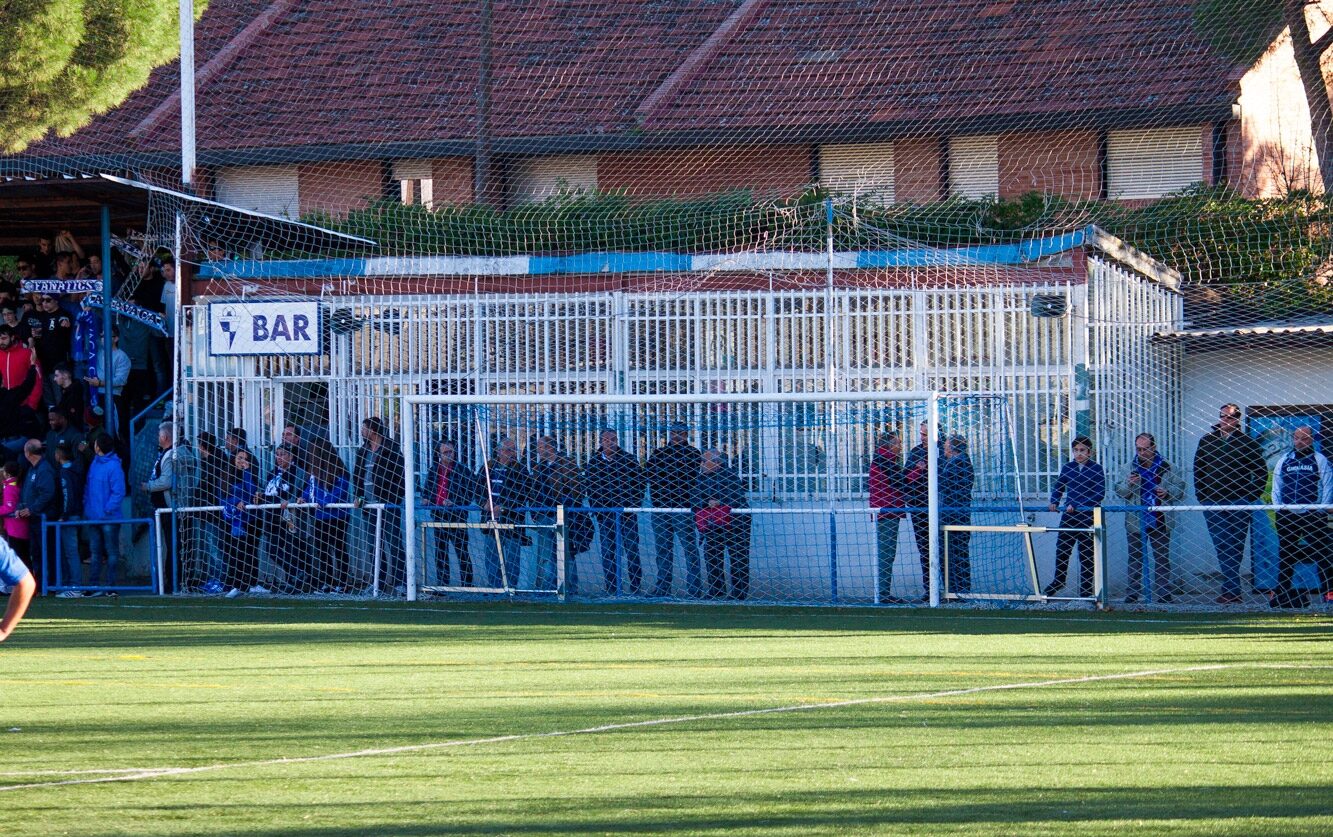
[22,278,102,294]
[208,300,322,356]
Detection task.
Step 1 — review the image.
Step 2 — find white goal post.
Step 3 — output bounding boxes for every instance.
[400,390,943,603]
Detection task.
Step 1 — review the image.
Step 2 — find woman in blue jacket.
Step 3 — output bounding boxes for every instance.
[221,448,260,597]
[302,436,352,593]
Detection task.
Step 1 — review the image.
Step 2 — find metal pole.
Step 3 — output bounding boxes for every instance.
[171,211,184,448]
[403,402,417,602]
[1092,506,1105,610]
[474,0,493,206]
[100,205,114,426]
[927,391,940,607]
[180,0,196,186]
[555,504,566,602]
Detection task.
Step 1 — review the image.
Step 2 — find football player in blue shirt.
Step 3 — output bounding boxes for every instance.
[0,539,35,642]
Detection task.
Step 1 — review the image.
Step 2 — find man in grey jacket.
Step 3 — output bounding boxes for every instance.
[143,422,196,593]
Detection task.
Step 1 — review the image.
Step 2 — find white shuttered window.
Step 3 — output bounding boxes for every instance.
[393,159,434,207]
[1107,127,1204,199]
[511,155,598,204]
[820,142,895,203]
[215,165,300,218]
[949,135,999,199]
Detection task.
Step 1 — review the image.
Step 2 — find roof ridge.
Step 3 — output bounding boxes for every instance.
[129,0,297,141]
[634,0,769,124]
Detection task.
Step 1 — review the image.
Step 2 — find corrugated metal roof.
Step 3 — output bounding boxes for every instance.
[1154,321,1333,342]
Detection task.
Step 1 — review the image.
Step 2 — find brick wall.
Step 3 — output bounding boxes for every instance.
[998,130,1100,200]
[431,158,475,205]
[598,145,813,198]
[297,161,383,217]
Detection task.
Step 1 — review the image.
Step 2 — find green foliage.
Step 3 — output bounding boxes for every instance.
[1192,0,1284,65]
[309,184,1333,319]
[0,0,208,153]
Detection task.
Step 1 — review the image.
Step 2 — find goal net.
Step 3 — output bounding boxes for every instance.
[400,391,1033,605]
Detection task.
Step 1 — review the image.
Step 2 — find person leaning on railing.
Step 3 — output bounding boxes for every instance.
[1043,435,1106,598]
[1270,426,1333,609]
[1193,404,1267,605]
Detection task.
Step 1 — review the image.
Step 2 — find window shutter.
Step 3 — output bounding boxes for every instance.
[820,142,895,203]
[215,165,300,218]
[1107,127,1204,199]
[511,155,598,204]
[392,160,432,181]
[949,135,999,199]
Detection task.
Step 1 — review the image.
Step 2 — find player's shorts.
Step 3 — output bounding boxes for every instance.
[0,539,30,587]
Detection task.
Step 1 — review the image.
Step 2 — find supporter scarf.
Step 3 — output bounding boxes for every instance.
[1134,454,1165,528]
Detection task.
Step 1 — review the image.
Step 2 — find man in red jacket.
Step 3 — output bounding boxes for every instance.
[0,325,43,411]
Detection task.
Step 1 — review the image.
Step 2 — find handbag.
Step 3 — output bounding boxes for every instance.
[695,504,732,532]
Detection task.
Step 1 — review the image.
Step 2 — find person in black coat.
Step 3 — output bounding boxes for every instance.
[696,448,750,600]
[529,435,587,593]
[646,421,701,597]
[17,438,58,589]
[939,434,975,595]
[479,435,531,589]
[422,437,480,588]
[584,428,646,595]
[354,416,406,591]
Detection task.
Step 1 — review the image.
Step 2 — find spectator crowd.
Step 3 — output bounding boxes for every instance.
[0,233,175,594]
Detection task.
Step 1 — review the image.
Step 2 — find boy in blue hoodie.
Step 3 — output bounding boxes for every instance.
[1044,435,1106,598]
[83,435,126,592]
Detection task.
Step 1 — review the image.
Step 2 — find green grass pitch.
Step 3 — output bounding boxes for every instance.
[1,599,1330,835]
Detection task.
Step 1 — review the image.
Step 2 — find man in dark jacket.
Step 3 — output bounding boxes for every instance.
[902,421,932,597]
[939,434,975,596]
[423,438,479,588]
[354,416,406,591]
[17,438,59,589]
[1193,404,1267,604]
[480,435,530,590]
[646,421,701,597]
[584,428,646,596]
[530,435,585,594]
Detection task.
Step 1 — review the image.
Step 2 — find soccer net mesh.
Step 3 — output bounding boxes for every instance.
[4,1,1333,608]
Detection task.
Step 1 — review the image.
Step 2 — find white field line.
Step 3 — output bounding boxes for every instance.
[3,662,1304,793]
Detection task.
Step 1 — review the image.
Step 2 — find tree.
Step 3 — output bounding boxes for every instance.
[1195,0,1333,192]
[0,0,207,154]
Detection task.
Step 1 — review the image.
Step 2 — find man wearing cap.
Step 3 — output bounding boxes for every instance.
[646,421,702,598]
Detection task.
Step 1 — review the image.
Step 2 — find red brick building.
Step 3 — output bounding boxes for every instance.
[3,0,1328,240]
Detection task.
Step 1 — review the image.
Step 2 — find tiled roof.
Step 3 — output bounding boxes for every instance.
[10,0,1238,167]
[640,0,1237,133]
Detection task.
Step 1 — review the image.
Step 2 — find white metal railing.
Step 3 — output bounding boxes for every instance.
[180,280,1130,491]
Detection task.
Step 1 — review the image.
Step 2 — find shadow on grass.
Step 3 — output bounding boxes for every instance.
[58,784,1333,835]
[22,597,1333,652]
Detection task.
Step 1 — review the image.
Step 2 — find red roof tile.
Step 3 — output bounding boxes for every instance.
[7,0,1238,169]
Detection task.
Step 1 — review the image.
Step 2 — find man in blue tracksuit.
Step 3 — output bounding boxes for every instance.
[1271,426,1333,608]
[1044,435,1106,598]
